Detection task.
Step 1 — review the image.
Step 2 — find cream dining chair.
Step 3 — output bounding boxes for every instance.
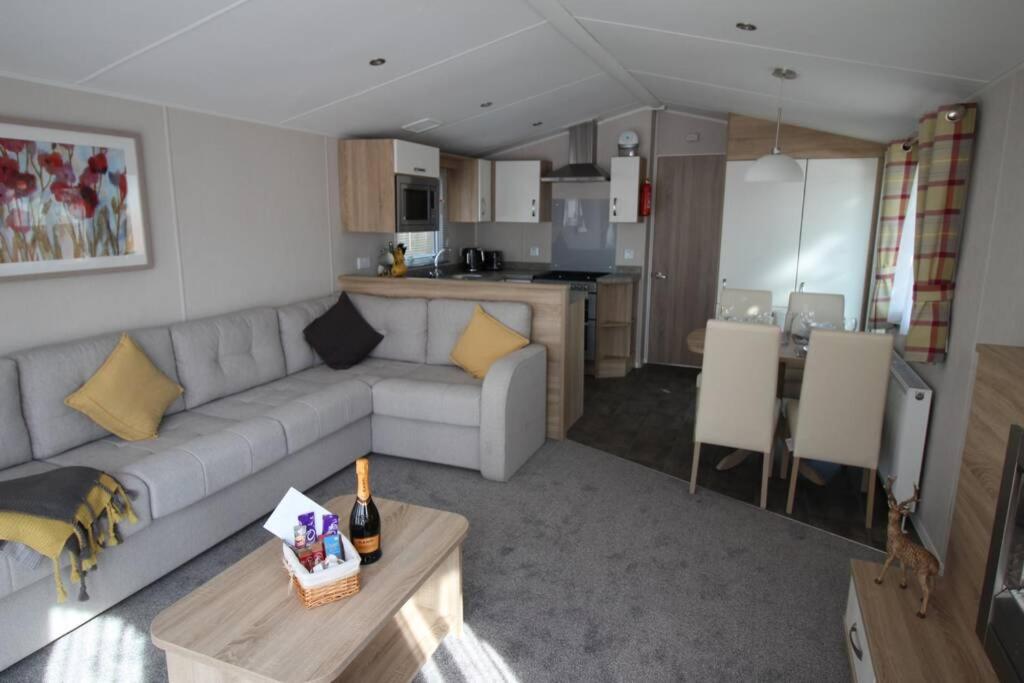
[781,291,846,399]
[691,319,780,509]
[783,291,845,334]
[719,287,773,321]
[784,329,893,528]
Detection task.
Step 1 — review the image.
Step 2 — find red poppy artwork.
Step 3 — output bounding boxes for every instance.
[0,122,148,278]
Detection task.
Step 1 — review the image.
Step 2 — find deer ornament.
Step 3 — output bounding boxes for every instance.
[874,478,940,618]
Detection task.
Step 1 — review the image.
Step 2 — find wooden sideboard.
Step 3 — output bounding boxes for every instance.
[338,275,584,439]
[845,344,1024,681]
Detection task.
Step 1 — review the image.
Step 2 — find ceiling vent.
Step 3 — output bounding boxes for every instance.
[401,118,442,134]
[541,120,608,183]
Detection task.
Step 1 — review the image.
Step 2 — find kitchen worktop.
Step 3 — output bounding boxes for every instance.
[405,262,640,285]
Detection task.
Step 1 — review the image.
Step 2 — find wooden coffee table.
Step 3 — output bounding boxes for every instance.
[151,495,469,682]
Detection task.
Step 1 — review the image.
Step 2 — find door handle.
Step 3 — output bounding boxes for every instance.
[848,624,863,661]
[654,272,668,280]
[612,197,618,217]
[531,198,536,218]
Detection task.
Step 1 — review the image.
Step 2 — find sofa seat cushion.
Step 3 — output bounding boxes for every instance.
[373,374,482,427]
[192,377,372,454]
[170,307,286,410]
[293,358,423,387]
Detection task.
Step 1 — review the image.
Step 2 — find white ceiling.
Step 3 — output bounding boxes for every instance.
[1,0,1021,154]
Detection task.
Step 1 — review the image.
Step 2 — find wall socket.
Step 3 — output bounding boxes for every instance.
[529,246,541,257]
[623,248,635,260]
[356,256,370,270]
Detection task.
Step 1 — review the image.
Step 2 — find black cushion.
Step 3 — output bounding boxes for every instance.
[303,293,383,370]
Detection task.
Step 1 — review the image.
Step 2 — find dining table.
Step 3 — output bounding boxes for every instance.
[686,325,810,474]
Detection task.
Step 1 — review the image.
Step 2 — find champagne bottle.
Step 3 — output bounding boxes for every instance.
[349,457,382,565]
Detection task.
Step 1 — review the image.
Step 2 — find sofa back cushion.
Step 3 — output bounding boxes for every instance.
[277,295,336,374]
[427,299,531,365]
[348,294,427,364]
[0,359,33,469]
[13,328,184,459]
[171,308,286,409]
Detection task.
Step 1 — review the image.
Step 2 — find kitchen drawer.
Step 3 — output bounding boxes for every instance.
[845,576,876,682]
[394,140,439,178]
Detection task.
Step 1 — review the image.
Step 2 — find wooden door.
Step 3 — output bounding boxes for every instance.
[648,155,726,366]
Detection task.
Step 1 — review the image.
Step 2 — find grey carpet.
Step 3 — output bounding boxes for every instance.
[2,440,881,682]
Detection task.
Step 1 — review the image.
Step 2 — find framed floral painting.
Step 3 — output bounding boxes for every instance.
[0,121,148,279]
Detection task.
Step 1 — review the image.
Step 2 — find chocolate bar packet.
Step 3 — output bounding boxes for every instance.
[321,513,339,537]
[297,512,317,546]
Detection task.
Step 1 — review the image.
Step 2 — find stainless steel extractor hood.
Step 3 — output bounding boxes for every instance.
[541,121,608,183]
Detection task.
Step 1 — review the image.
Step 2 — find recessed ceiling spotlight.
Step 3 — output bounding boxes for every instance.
[532,121,543,127]
[480,101,493,108]
[735,22,757,31]
[369,58,386,66]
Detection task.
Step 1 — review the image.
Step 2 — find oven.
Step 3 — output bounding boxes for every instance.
[396,174,439,232]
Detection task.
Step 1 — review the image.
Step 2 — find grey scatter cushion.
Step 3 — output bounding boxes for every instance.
[170,308,286,409]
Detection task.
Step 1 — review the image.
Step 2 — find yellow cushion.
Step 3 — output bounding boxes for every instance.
[65,334,183,441]
[449,305,530,379]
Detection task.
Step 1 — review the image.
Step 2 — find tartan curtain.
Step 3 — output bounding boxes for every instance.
[903,103,978,363]
[867,142,918,329]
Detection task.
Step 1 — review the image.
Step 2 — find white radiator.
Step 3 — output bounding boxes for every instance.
[878,353,933,535]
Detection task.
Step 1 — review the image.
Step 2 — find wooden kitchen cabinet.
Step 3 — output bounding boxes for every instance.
[494,160,551,223]
[442,154,493,223]
[339,139,439,233]
[609,157,645,223]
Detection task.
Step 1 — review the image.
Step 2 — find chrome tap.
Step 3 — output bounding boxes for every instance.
[431,248,450,277]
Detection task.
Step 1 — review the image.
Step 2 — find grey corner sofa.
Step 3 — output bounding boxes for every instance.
[0,292,546,671]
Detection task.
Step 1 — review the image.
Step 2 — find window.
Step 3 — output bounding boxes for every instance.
[396,171,446,264]
[887,167,919,335]
[394,230,440,263]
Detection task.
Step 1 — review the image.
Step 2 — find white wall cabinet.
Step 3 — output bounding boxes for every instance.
[609,157,645,223]
[393,140,439,178]
[494,160,551,223]
[718,158,878,325]
[477,159,493,222]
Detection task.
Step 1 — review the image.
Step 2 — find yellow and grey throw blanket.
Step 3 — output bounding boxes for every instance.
[0,466,136,603]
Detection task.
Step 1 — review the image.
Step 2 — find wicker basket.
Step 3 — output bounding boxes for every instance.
[281,536,362,609]
[288,568,361,609]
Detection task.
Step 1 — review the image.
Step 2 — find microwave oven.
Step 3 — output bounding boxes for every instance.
[396,174,439,232]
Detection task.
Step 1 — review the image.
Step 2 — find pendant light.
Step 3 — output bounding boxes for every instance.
[746,67,803,183]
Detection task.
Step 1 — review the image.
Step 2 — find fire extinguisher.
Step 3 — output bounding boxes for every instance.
[639,177,652,217]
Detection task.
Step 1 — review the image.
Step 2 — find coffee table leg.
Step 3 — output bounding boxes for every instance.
[415,544,463,639]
